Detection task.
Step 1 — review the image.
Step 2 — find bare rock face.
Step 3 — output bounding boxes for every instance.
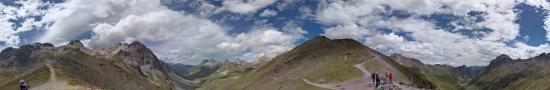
[65,40,85,49]
[112,41,170,79]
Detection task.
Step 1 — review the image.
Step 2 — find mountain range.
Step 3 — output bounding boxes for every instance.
[0,40,193,90]
[1,36,550,90]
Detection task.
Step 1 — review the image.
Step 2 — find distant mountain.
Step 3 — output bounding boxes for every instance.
[468,53,550,90]
[169,63,193,79]
[198,36,434,90]
[181,59,222,80]
[169,59,251,84]
[390,53,485,90]
[0,40,193,90]
[390,53,461,89]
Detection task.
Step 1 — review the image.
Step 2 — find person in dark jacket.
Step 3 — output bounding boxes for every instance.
[375,74,381,87]
[20,80,29,90]
[370,73,376,83]
[376,74,381,87]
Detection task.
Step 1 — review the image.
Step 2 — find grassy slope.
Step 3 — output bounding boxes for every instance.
[198,37,364,90]
[419,66,460,90]
[199,37,435,90]
[0,66,49,90]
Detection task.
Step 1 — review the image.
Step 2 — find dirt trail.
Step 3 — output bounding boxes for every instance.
[46,61,55,83]
[31,61,94,90]
[353,62,370,76]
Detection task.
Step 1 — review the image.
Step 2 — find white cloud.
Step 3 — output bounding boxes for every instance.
[545,16,550,42]
[259,9,277,17]
[0,0,50,47]
[322,23,371,40]
[316,0,550,66]
[39,0,166,44]
[218,0,277,14]
[218,23,307,62]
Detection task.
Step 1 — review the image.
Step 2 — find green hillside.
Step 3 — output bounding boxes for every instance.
[198,36,434,90]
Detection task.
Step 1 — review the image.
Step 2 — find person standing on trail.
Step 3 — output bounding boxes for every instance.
[389,73,393,82]
[20,80,29,90]
[375,74,381,88]
[370,73,376,83]
[385,72,388,80]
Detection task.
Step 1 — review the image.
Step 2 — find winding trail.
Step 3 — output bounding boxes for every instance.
[46,61,56,83]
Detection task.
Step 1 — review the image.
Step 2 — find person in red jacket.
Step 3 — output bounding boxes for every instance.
[389,73,393,82]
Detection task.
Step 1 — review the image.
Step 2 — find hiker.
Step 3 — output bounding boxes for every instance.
[389,73,393,82]
[370,73,376,83]
[375,74,381,88]
[385,72,388,80]
[20,80,29,90]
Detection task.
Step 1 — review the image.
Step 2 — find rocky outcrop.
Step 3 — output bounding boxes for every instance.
[114,41,170,76]
[65,40,85,49]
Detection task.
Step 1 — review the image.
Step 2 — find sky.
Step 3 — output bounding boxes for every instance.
[1,0,550,66]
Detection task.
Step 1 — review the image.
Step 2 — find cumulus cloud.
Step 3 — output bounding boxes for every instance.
[317,0,550,66]
[0,0,50,47]
[218,0,277,14]
[39,0,166,44]
[218,22,307,62]
[259,9,277,17]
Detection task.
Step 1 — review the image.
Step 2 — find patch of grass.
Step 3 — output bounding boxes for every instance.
[306,58,363,83]
[0,66,50,90]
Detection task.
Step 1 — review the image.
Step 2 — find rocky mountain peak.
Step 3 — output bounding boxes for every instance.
[129,41,147,49]
[490,54,514,65]
[495,54,512,60]
[486,54,515,72]
[66,40,84,48]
